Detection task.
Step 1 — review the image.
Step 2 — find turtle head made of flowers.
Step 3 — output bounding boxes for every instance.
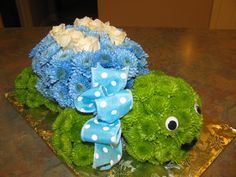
[122,71,203,164]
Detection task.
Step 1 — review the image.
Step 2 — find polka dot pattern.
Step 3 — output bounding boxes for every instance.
[95,153,99,159]
[120,97,127,104]
[77,96,83,101]
[100,101,107,108]
[92,134,98,141]
[120,73,127,79]
[94,91,101,97]
[111,81,117,86]
[84,124,90,129]
[103,147,108,153]
[75,65,132,170]
[111,110,117,115]
[101,72,108,78]
[103,127,109,131]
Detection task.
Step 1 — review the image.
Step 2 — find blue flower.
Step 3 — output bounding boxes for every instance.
[94,49,115,68]
[122,38,148,59]
[68,72,91,101]
[50,49,75,63]
[65,25,74,29]
[45,62,72,84]
[126,79,135,89]
[29,34,55,58]
[99,36,114,49]
[51,81,73,107]
[114,49,138,78]
[75,25,90,33]
[46,50,74,84]
[35,42,61,66]
[72,52,97,78]
[36,78,53,98]
[138,57,148,67]
[137,66,150,76]
[86,30,108,39]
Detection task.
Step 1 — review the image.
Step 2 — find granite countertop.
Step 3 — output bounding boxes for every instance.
[0,27,235,177]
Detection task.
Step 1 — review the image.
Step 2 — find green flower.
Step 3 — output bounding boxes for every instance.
[15,67,33,89]
[25,90,46,108]
[52,108,93,167]
[137,115,160,141]
[126,140,156,162]
[71,143,93,166]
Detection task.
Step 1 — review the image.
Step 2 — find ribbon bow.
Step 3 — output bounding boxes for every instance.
[74,64,133,170]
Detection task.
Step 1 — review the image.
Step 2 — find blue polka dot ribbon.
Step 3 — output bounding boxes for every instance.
[74,64,133,170]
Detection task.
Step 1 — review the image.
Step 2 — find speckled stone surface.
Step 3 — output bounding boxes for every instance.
[0,27,235,177]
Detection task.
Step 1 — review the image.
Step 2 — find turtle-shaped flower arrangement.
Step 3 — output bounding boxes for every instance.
[14,17,203,172]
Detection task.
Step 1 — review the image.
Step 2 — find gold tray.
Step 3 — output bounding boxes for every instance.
[5,92,236,177]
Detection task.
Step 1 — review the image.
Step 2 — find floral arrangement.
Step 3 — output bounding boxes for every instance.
[29,17,149,108]
[13,17,203,173]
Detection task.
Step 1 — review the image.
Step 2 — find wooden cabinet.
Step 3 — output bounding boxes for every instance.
[98,0,213,28]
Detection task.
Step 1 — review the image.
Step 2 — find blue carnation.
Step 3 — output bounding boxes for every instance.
[94,49,115,68]
[122,38,148,59]
[68,72,91,102]
[72,52,97,78]
[114,49,138,78]
[51,81,73,107]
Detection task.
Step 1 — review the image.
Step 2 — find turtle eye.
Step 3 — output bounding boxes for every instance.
[194,103,201,114]
[165,116,179,131]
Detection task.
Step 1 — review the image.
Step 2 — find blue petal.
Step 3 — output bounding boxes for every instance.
[51,81,73,107]
[68,72,91,101]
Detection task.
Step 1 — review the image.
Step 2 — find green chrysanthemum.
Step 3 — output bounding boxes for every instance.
[126,140,156,162]
[71,143,94,167]
[52,108,93,167]
[15,67,33,89]
[137,115,160,141]
[122,71,203,165]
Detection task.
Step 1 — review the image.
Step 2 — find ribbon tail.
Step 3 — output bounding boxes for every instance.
[92,139,122,170]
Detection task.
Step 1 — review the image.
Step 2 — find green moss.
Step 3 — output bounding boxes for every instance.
[122,71,203,164]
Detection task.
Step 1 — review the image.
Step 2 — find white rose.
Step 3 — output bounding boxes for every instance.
[89,19,104,31]
[105,26,126,45]
[54,33,71,48]
[73,36,100,52]
[50,24,65,36]
[74,16,93,27]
